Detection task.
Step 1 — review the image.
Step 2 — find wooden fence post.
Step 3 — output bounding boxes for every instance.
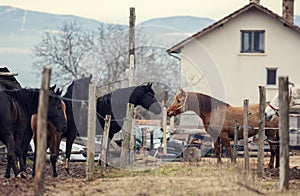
[233,120,238,164]
[258,86,266,177]
[162,107,167,154]
[120,103,134,168]
[34,67,51,196]
[279,76,289,192]
[86,84,96,181]
[100,115,111,177]
[128,7,136,86]
[243,99,249,172]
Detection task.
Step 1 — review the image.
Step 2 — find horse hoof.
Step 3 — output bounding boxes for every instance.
[4,174,10,178]
[53,173,58,178]
[65,168,70,174]
[17,171,27,178]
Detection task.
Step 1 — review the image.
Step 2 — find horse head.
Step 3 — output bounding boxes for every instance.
[265,85,300,121]
[72,74,93,100]
[131,82,161,115]
[167,88,187,117]
[48,89,67,133]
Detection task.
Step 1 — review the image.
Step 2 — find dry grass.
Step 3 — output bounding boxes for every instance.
[45,157,300,195]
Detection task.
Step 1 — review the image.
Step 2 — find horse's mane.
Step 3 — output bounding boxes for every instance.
[97,84,153,105]
[194,92,229,113]
[4,88,41,115]
[63,81,74,99]
[97,92,112,104]
[0,78,21,90]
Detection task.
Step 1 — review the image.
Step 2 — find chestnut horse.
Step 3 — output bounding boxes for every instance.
[31,93,67,177]
[167,89,279,168]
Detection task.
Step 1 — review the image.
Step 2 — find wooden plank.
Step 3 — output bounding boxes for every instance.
[135,119,161,126]
[34,67,51,196]
[279,76,289,192]
[100,115,111,177]
[243,99,249,172]
[258,86,266,177]
[0,72,18,76]
[86,84,96,181]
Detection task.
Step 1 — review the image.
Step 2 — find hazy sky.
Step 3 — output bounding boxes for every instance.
[0,0,298,24]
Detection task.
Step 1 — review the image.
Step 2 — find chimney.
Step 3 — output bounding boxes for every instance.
[250,0,260,3]
[282,0,294,23]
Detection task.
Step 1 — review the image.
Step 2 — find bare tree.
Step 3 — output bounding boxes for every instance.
[89,23,129,93]
[32,20,180,105]
[32,21,95,87]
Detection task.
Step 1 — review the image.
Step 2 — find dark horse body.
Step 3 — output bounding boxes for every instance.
[96,83,161,141]
[167,89,279,168]
[62,79,161,171]
[62,75,92,172]
[96,83,161,166]
[1,88,67,178]
[31,95,67,177]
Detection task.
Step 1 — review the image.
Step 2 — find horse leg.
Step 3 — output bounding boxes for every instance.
[214,137,222,164]
[268,141,276,169]
[275,132,280,168]
[14,129,27,178]
[65,130,76,173]
[220,136,233,162]
[32,136,37,177]
[5,135,19,178]
[50,131,62,177]
[20,127,33,172]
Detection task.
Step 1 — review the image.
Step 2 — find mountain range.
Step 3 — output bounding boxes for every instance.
[0,6,300,87]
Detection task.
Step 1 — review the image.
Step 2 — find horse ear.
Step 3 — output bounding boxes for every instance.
[179,88,186,96]
[55,88,62,96]
[57,88,63,96]
[50,84,56,92]
[147,82,152,88]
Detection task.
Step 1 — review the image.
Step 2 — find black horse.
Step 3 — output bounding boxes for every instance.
[62,75,92,172]
[96,82,161,145]
[2,87,67,178]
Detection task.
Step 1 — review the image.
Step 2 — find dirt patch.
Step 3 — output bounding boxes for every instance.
[0,156,299,195]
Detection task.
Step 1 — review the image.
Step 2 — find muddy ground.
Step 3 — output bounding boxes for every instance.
[0,156,299,196]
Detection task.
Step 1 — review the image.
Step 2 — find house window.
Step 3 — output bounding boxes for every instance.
[266,68,277,85]
[241,30,265,53]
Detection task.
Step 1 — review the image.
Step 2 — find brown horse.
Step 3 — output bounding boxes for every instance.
[31,100,67,177]
[167,89,279,168]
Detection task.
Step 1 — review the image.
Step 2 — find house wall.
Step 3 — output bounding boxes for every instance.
[181,8,300,106]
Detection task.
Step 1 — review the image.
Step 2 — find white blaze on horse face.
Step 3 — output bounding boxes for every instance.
[265,94,279,120]
[265,86,300,120]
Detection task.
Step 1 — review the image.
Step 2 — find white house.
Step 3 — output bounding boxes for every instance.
[167,0,300,106]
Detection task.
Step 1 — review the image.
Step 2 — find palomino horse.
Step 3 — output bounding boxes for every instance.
[167,89,279,168]
[31,92,67,177]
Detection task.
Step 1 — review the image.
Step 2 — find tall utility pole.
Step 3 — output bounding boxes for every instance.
[128,7,136,87]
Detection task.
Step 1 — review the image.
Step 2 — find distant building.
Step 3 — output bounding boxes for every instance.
[167,0,300,105]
